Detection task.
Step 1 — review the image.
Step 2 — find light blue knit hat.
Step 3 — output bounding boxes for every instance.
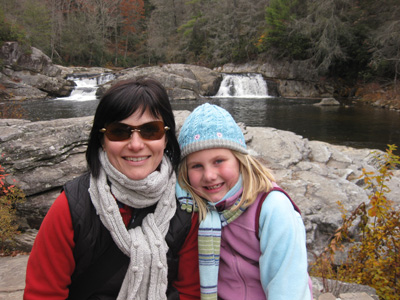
[178,103,248,158]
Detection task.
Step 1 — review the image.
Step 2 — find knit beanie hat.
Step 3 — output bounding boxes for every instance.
[178,103,248,158]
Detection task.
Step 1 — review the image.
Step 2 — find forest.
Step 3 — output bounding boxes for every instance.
[0,0,399,87]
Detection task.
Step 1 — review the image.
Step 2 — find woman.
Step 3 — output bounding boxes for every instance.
[24,78,199,300]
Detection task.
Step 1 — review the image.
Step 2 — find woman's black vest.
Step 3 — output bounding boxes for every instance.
[63,173,192,300]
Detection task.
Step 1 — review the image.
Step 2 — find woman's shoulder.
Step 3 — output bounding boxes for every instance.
[166,201,197,251]
[64,172,91,193]
[170,200,195,231]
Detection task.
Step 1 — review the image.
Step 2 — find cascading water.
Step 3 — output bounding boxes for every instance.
[57,73,115,101]
[215,73,270,98]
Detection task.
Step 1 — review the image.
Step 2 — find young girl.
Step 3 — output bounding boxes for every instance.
[176,103,312,300]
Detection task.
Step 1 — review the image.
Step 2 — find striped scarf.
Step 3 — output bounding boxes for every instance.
[176,177,245,300]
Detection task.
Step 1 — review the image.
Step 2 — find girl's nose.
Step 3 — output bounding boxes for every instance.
[127,131,145,151]
[203,167,217,182]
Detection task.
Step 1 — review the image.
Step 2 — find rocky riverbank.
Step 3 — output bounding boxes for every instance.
[1,42,398,300]
[1,41,399,116]
[1,111,393,299]
[0,41,336,103]
[1,111,399,255]
[0,254,378,300]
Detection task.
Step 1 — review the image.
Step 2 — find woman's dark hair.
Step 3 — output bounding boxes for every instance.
[86,77,181,178]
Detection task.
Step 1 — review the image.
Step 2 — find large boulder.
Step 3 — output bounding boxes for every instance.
[0,42,75,99]
[216,62,335,98]
[97,64,222,100]
[0,43,335,102]
[1,113,399,257]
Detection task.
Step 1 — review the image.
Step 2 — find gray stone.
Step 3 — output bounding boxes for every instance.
[1,112,399,259]
[2,112,395,299]
[311,277,379,300]
[0,255,28,299]
[97,64,222,100]
[339,292,375,300]
[215,62,335,98]
[0,42,336,101]
[0,42,75,100]
[314,98,341,106]
[0,255,379,299]
[318,293,337,300]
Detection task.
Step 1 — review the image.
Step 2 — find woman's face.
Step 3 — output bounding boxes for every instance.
[102,109,167,180]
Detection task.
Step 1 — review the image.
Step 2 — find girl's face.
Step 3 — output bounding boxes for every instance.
[186,148,240,203]
[102,109,167,180]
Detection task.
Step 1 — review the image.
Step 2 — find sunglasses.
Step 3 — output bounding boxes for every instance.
[100,121,170,141]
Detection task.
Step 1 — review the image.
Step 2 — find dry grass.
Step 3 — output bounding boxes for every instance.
[355,82,400,111]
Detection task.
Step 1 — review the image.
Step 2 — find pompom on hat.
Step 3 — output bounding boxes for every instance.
[178,103,248,158]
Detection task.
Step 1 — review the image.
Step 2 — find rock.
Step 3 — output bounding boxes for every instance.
[0,117,93,197]
[97,64,222,100]
[2,112,395,299]
[318,293,336,300]
[0,72,48,100]
[0,42,75,99]
[1,112,399,259]
[0,254,378,299]
[311,277,379,300]
[0,44,335,101]
[314,98,341,106]
[0,254,28,299]
[340,293,376,300]
[215,61,335,98]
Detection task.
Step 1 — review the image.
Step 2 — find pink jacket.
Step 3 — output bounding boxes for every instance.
[217,189,311,300]
[218,192,267,299]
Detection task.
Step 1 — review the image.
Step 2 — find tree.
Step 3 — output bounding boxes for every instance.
[176,0,268,65]
[0,8,26,45]
[21,0,52,53]
[118,0,145,64]
[260,0,310,60]
[147,0,190,63]
[292,0,358,74]
[366,0,400,86]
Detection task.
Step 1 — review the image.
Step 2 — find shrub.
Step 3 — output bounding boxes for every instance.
[0,157,26,254]
[310,144,400,300]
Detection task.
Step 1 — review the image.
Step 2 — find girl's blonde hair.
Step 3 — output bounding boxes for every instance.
[178,150,276,222]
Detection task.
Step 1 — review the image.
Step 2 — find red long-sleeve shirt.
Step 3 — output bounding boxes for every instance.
[24,191,200,299]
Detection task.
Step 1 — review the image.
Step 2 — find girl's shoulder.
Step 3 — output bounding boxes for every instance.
[256,186,301,215]
[254,187,302,237]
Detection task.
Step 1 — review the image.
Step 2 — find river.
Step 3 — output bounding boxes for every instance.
[2,95,399,153]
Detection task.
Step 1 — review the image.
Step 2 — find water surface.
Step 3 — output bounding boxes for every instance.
[1,97,399,152]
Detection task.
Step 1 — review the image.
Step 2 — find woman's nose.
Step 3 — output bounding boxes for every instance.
[127,131,145,151]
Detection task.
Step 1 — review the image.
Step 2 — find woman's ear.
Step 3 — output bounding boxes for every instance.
[164,135,168,149]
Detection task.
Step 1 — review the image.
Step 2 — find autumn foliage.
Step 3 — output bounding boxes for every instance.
[0,155,26,254]
[310,144,400,300]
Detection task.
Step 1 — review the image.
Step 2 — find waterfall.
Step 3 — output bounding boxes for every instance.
[215,73,270,98]
[57,73,115,101]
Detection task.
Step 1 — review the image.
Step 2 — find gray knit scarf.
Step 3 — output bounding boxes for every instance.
[88,150,176,300]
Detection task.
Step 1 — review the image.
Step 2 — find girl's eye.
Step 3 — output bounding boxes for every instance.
[215,159,224,164]
[190,164,202,169]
